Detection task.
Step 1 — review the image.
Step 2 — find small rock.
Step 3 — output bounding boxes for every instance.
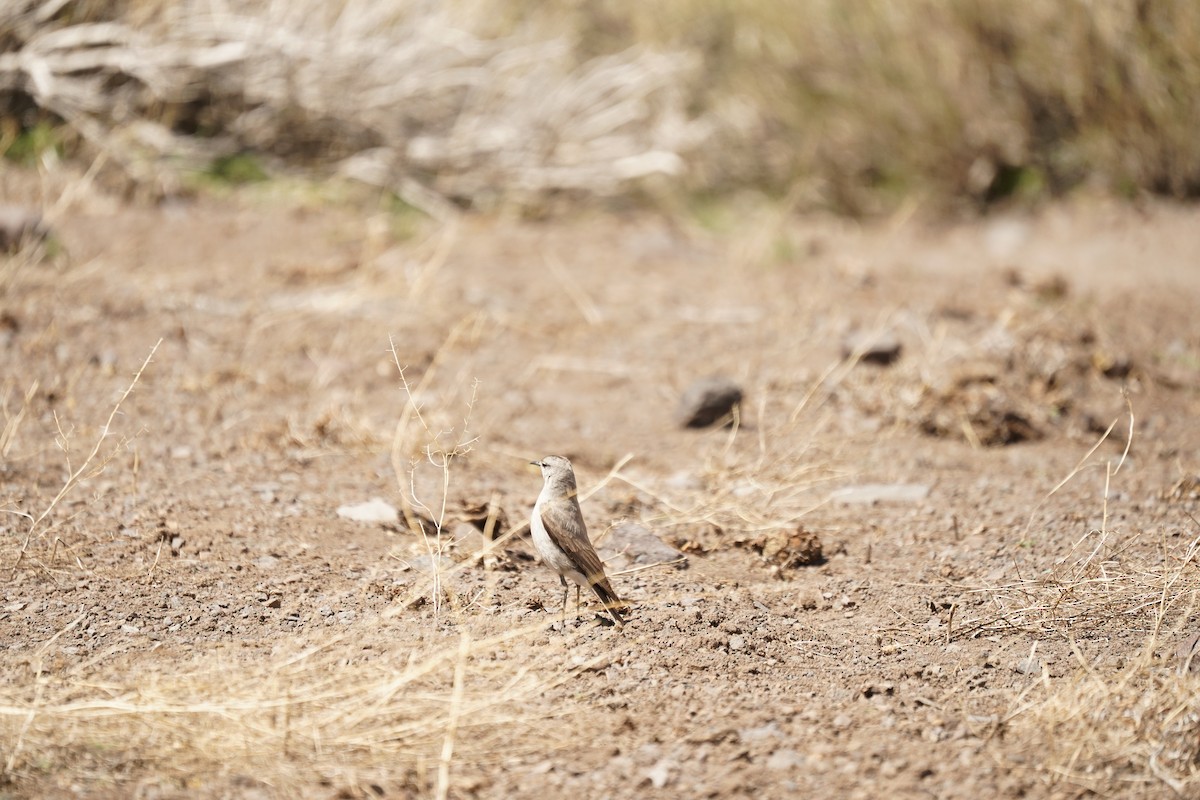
[0,205,46,251]
[842,329,902,366]
[729,634,746,651]
[830,483,930,505]
[336,498,399,524]
[676,375,743,428]
[984,217,1031,260]
[404,554,455,575]
[1093,351,1133,380]
[739,721,782,742]
[599,523,688,569]
[664,470,702,490]
[766,748,804,770]
[1015,656,1041,675]
[645,758,673,789]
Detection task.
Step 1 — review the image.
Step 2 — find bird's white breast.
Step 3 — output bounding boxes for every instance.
[531,496,587,585]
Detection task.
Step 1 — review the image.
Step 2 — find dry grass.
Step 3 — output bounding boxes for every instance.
[6,339,160,576]
[0,0,700,211]
[0,339,577,793]
[949,408,1200,795]
[0,615,589,795]
[4,1,1200,212]
[992,544,1200,795]
[614,0,1200,211]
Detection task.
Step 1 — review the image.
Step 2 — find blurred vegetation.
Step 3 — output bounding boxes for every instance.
[1,119,62,166]
[1,0,1199,215]
[205,153,269,185]
[588,0,1200,213]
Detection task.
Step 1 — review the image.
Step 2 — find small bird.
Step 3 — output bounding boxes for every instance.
[530,455,627,627]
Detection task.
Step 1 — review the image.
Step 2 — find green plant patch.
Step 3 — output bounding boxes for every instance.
[2,121,62,165]
[207,152,269,184]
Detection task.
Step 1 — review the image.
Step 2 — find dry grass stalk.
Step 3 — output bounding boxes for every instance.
[1,0,700,208]
[629,362,852,543]
[958,402,1140,638]
[5,1,1200,209]
[996,566,1200,796]
[0,379,38,460]
[0,618,588,794]
[945,403,1200,793]
[6,338,161,575]
[389,322,481,617]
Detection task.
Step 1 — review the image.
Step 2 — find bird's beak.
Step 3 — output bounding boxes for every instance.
[530,460,542,467]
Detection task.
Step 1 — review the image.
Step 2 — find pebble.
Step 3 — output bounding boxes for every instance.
[1015,656,1041,675]
[842,329,902,366]
[739,721,782,742]
[599,523,688,568]
[830,483,930,505]
[767,748,804,770]
[645,758,673,789]
[336,498,399,524]
[675,375,743,428]
[0,205,46,250]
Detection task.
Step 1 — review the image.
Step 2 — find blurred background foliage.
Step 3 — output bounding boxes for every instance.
[2,0,1199,215]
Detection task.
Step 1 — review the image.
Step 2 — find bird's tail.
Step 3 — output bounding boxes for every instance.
[590,577,629,627]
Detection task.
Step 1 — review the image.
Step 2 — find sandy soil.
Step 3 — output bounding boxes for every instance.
[2,179,1200,799]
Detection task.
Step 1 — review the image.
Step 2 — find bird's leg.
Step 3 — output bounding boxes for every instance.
[575,585,582,618]
[559,576,568,627]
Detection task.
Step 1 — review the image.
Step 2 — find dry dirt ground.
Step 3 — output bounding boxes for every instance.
[2,174,1200,799]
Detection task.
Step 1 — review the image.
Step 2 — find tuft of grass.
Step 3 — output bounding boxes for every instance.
[0,616,587,796]
[992,538,1200,795]
[951,404,1200,794]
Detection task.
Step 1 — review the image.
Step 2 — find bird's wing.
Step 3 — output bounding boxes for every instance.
[538,501,609,586]
[539,500,628,625]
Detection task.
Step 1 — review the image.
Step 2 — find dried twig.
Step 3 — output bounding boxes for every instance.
[8,338,161,575]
